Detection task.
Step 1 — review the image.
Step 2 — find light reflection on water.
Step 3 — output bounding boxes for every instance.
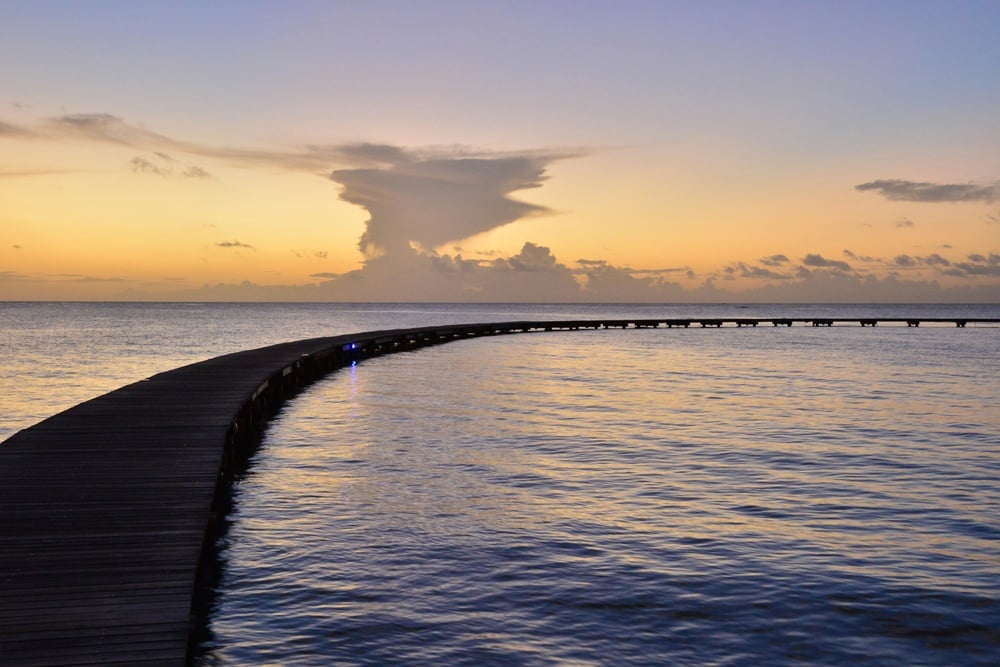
[203,326,999,665]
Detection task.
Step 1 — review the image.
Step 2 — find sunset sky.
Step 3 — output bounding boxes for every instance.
[2,1,998,302]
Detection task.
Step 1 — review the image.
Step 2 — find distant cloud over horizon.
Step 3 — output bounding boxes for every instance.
[855,179,999,203]
[136,241,1000,304]
[802,253,852,272]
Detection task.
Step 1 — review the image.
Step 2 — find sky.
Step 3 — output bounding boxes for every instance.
[1,1,998,302]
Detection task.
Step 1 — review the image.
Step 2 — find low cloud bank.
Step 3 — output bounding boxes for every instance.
[131,241,998,303]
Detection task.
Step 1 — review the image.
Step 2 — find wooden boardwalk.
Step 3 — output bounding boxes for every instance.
[1,318,996,665]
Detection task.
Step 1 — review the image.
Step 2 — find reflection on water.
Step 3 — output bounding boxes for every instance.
[202,325,1000,665]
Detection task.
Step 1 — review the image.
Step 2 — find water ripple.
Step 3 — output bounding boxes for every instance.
[201,325,1000,665]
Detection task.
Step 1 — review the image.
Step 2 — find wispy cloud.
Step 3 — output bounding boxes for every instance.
[0,120,35,137]
[129,156,167,176]
[895,218,915,228]
[855,179,999,203]
[0,271,127,284]
[182,165,212,179]
[5,112,331,172]
[48,113,170,147]
[129,153,212,179]
[215,240,255,250]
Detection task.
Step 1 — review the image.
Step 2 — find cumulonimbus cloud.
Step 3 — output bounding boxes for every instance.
[330,144,576,258]
[855,179,999,203]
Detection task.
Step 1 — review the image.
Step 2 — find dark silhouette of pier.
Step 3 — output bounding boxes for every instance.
[0,317,996,665]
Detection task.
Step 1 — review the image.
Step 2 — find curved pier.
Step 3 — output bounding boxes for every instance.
[0,317,996,665]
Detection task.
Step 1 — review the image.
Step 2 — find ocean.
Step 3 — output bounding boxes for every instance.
[1,302,998,665]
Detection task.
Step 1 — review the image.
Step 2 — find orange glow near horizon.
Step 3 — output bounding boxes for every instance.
[1,3,998,302]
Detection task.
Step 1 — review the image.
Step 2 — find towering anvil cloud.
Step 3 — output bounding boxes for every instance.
[330,144,568,258]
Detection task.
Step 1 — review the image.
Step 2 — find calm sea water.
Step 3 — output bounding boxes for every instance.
[2,303,998,665]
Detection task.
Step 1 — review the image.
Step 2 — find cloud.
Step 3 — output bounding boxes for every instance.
[504,241,559,271]
[855,179,999,203]
[0,120,35,137]
[129,153,212,179]
[48,113,171,147]
[129,156,167,176]
[11,114,582,214]
[893,254,916,267]
[0,271,126,284]
[142,241,998,303]
[802,253,852,272]
[941,253,1000,277]
[330,145,574,258]
[59,274,128,283]
[759,254,789,266]
[922,253,951,267]
[313,250,328,259]
[12,244,22,250]
[725,262,792,281]
[215,240,255,250]
[182,165,212,179]
[895,218,915,228]
[11,113,331,172]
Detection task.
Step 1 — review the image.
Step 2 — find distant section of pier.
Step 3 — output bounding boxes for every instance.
[0,317,996,665]
[537,317,996,328]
